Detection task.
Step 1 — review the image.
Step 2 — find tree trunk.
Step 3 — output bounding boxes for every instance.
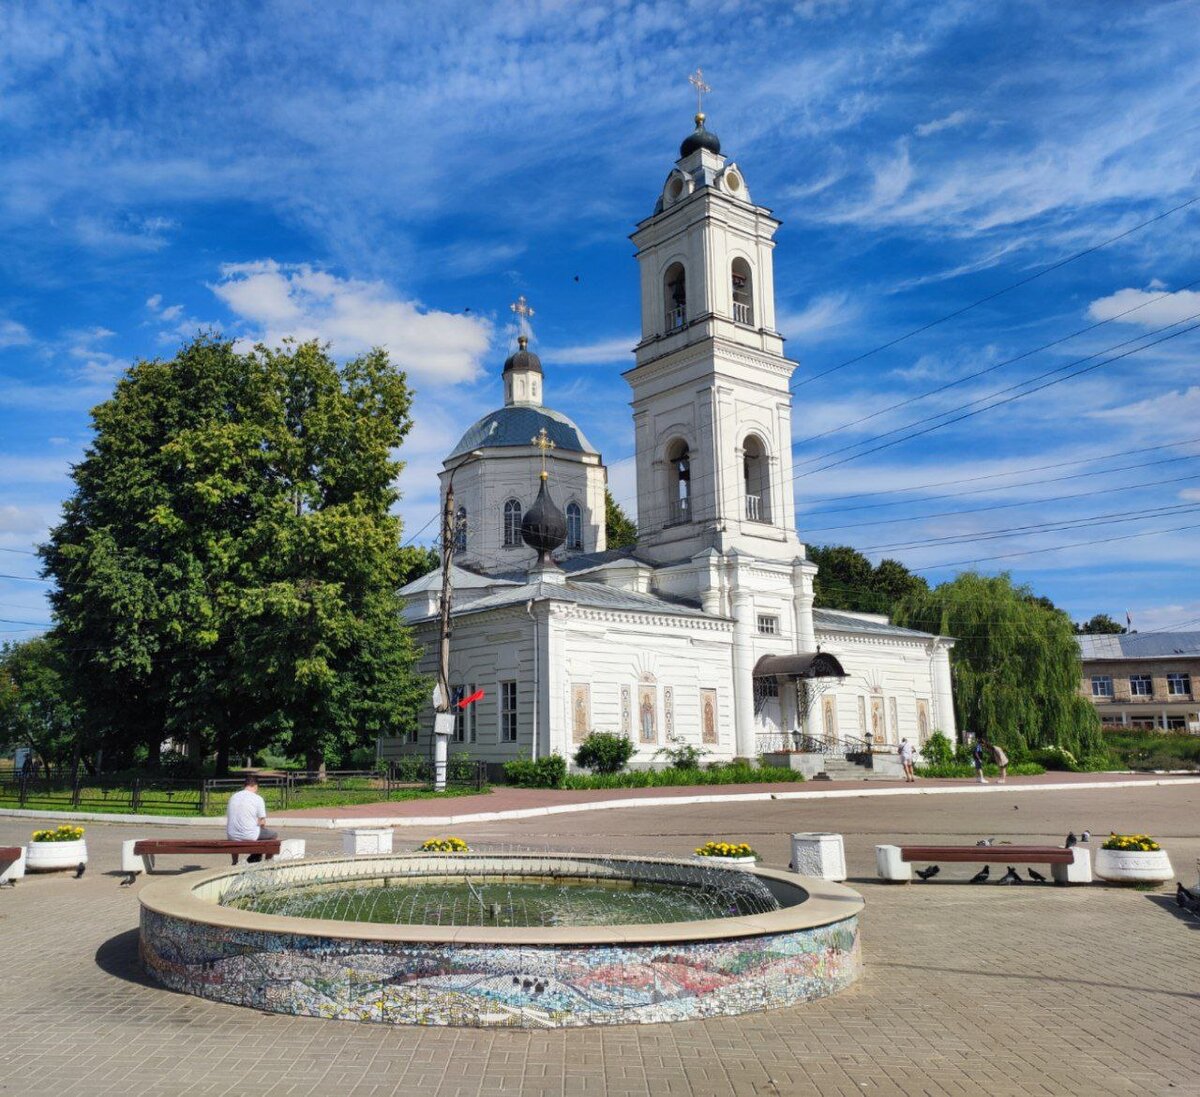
[215,727,230,777]
[306,747,326,780]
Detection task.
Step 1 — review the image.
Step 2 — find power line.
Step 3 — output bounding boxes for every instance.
[790,193,1200,391]
[792,275,1200,447]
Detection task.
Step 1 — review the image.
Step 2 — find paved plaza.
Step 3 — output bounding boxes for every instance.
[1,781,1197,1097]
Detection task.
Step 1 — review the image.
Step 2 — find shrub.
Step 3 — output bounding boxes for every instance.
[390,755,425,782]
[921,731,955,767]
[562,762,804,790]
[1029,745,1079,771]
[913,762,1045,779]
[656,743,708,769]
[503,754,567,788]
[573,732,635,775]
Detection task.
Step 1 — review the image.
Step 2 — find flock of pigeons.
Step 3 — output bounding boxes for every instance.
[914,831,1090,885]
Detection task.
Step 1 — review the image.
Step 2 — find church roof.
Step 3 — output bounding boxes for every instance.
[813,607,939,640]
[448,405,598,460]
[410,578,716,622]
[397,563,519,597]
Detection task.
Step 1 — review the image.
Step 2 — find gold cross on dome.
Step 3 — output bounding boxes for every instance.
[531,426,555,478]
[510,295,535,320]
[688,68,711,116]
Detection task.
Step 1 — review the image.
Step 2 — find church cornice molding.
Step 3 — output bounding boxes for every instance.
[626,338,797,388]
[814,628,936,652]
[559,605,734,631]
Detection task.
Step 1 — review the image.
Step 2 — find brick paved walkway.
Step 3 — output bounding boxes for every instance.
[1,782,1198,1097]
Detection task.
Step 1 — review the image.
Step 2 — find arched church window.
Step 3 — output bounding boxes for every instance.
[731,258,754,325]
[743,436,770,522]
[566,501,583,550]
[503,499,522,547]
[454,506,468,553]
[664,263,687,332]
[666,440,691,525]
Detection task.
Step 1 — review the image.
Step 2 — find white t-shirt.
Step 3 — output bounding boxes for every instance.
[899,741,915,763]
[226,788,267,840]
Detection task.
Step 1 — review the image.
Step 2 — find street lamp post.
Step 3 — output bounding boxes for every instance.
[433,449,484,791]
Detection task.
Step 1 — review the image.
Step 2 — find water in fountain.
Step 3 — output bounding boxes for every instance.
[218,848,782,927]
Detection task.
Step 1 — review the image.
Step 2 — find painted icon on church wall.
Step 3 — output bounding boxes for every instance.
[857,696,867,736]
[664,686,674,739]
[620,686,632,736]
[916,698,930,743]
[822,696,838,739]
[870,697,884,743]
[571,684,591,744]
[700,688,718,744]
[638,685,657,743]
[888,697,899,744]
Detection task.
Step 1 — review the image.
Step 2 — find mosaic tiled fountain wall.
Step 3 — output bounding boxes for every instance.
[139,854,862,1028]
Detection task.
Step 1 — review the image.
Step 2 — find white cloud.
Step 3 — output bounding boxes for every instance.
[0,319,32,347]
[1087,285,1200,328]
[211,260,492,384]
[541,335,637,366]
[914,109,970,137]
[146,294,162,310]
[1127,600,1200,632]
[777,293,861,343]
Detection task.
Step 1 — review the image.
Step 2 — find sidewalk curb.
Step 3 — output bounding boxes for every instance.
[2,775,1197,829]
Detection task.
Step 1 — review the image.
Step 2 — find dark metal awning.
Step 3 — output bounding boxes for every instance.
[753,652,848,680]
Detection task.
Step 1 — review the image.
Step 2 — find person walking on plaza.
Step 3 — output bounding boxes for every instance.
[991,741,1009,783]
[226,774,277,861]
[972,737,988,784]
[899,737,916,782]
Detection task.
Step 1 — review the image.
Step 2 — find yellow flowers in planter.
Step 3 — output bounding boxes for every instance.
[695,841,757,859]
[419,836,469,853]
[31,824,85,843]
[1101,833,1161,852]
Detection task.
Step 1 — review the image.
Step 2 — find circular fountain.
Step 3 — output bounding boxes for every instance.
[138,852,863,1027]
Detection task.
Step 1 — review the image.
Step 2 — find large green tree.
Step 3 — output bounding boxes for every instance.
[893,571,1101,757]
[1075,613,1126,635]
[0,637,81,776]
[809,544,928,615]
[605,489,638,549]
[41,334,426,774]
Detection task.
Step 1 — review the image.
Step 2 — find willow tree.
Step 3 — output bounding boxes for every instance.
[41,334,426,773]
[894,572,1101,757]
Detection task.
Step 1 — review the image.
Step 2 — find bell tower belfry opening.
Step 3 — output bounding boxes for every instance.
[625,79,801,564]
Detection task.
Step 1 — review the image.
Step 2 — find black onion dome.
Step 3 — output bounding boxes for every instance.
[503,335,542,375]
[680,113,720,158]
[521,475,567,564]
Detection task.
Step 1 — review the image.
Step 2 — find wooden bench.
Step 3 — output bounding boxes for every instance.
[125,838,282,875]
[876,843,1091,884]
[0,845,24,886]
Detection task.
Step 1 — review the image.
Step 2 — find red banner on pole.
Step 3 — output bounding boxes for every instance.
[457,688,484,709]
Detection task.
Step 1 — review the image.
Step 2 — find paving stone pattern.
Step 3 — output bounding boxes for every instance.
[1,783,1198,1097]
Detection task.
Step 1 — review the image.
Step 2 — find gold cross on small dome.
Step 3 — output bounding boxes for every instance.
[509,295,535,320]
[688,67,711,118]
[531,426,555,479]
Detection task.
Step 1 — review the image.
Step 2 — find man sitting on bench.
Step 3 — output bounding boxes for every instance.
[226,775,277,862]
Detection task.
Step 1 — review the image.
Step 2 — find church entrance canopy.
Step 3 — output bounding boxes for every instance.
[752,652,848,681]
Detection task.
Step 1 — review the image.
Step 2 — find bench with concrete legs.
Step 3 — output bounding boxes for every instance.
[876,843,1092,884]
[121,837,305,875]
[0,845,24,886]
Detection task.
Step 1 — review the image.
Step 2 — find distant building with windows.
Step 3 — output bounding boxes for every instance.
[380,110,956,770]
[1078,632,1200,732]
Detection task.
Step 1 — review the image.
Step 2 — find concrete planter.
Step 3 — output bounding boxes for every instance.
[790,832,847,881]
[694,855,757,870]
[1094,847,1173,885]
[26,838,88,872]
[342,828,393,856]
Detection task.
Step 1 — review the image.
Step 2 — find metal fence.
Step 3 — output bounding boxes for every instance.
[0,759,487,816]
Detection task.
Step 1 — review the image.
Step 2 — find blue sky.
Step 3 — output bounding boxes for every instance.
[2,0,1200,637]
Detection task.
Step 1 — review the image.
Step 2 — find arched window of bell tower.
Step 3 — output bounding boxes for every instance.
[666,439,692,525]
[663,263,687,333]
[731,258,754,326]
[742,435,770,523]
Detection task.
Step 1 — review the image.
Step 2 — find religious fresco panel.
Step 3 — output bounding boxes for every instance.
[571,684,591,745]
[888,697,899,744]
[870,697,884,743]
[822,696,838,739]
[620,686,632,736]
[664,686,674,739]
[916,698,930,743]
[857,696,867,737]
[638,685,658,744]
[700,688,719,745]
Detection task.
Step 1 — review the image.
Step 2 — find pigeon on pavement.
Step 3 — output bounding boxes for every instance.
[969,866,990,883]
[975,838,994,847]
[1065,832,1078,848]
[120,872,138,887]
[74,862,86,879]
[1028,868,1047,883]
[997,867,1022,885]
[915,865,940,881]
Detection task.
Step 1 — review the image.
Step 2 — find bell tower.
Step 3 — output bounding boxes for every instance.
[625,83,801,564]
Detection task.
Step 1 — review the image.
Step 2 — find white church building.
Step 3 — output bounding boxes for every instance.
[382,110,956,772]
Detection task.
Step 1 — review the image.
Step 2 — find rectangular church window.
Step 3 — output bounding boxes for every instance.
[757,615,779,635]
[500,680,518,741]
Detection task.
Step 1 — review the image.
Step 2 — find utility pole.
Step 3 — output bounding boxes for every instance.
[432,450,483,790]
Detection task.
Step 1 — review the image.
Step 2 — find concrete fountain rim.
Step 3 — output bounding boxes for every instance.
[137,851,864,947]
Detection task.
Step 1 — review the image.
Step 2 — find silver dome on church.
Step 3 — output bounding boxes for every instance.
[447,405,598,460]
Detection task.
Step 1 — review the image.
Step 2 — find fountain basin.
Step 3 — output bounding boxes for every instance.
[139,852,863,1028]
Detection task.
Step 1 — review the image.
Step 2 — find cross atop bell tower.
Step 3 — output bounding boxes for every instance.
[624,92,801,563]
